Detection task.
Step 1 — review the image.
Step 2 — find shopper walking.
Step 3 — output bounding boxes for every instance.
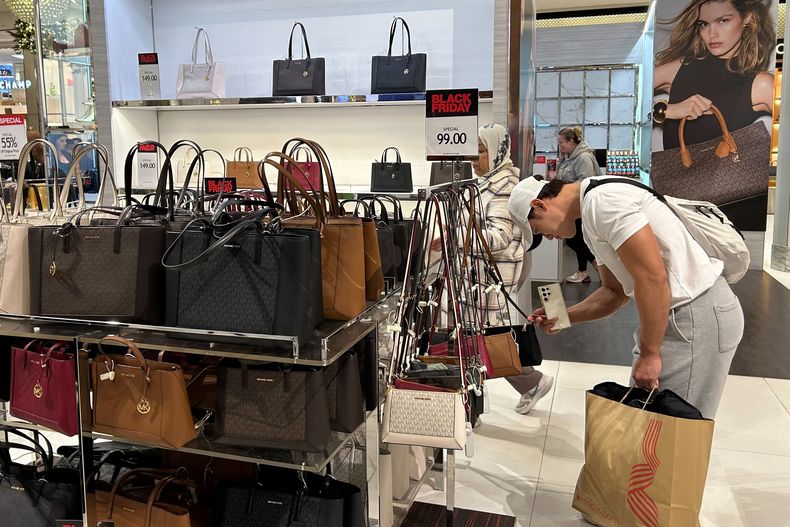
[508,175,744,419]
[465,124,553,414]
[555,127,598,284]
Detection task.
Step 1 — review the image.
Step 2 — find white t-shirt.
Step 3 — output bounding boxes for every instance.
[580,176,723,308]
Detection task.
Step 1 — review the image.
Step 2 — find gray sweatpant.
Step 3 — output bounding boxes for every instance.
[631,276,743,419]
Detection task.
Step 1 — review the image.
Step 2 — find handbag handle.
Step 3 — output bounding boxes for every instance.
[0,425,55,475]
[366,196,391,223]
[161,140,202,209]
[292,145,314,163]
[375,194,405,222]
[287,22,312,61]
[97,335,148,371]
[123,140,173,216]
[678,103,737,168]
[190,26,214,69]
[60,142,99,213]
[145,475,196,527]
[381,147,402,165]
[13,139,61,222]
[340,198,371,218]
[106,468,181,520]
[387,17,413,58]
[233,147,253,163]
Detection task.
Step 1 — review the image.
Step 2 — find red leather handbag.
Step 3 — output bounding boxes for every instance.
[10,340,78,436]
[286,145,321,191]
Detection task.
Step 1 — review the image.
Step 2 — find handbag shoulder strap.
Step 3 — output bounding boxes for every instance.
[287,22,312,61]
[387,17,413,57]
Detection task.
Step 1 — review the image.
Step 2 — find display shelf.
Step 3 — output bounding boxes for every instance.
[0,413,67,435]
[112,91,494,111]
[0,291,395,365]
[85,420,367,474]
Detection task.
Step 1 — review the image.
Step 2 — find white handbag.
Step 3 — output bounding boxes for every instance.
[176,26,226,99]
[381,386,467,450]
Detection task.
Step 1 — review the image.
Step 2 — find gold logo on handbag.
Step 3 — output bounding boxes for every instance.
[49,260,57,276]
[33,382,43,398]
[137,397,152,414]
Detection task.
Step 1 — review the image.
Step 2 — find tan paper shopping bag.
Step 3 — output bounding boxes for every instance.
[572,387,714,527]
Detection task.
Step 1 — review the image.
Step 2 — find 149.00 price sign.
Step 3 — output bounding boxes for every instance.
[0,115,26,160]
[425,89,478,160]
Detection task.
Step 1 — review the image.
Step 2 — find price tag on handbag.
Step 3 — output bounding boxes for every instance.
[138,53,161,100]
[0,115,26,160]
[137,143,159,188]
[425,88,478,161]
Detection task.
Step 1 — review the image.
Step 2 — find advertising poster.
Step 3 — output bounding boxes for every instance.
[651,0,778,232]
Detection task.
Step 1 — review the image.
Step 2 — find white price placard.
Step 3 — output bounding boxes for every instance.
[0,115,26,160]
[138,53,161,100]
[425,89,478,160]
[137,145,159,188]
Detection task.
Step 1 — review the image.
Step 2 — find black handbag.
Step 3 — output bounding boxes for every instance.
[371,147,413,193]
[162,206,321,343]
[430,161,473,186]
[367,197,399,280]
[214,364,331,452]
[273,22,326,96]
[324,352,365,433]
[375,194,421,278]
[371,17,427,94]
[0,426,82,527]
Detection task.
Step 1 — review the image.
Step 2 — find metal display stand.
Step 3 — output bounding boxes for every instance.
[0,292,397,525]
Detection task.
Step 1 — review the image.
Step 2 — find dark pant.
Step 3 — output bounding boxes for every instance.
[566,218,596,272]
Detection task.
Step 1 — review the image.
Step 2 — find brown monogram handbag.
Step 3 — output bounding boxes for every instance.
[91,336,196,448]
[651,104,770,205]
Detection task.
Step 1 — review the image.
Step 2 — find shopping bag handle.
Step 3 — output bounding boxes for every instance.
[619,386,658,410]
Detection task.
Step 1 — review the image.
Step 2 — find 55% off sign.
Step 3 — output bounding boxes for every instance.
[425,88,478,160]
[0,116,26,160]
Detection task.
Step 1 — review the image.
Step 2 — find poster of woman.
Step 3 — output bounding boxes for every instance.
[651,0,777,232]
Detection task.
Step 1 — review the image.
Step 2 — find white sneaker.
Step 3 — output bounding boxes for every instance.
[515,375,554,414]
[566,271,591,283]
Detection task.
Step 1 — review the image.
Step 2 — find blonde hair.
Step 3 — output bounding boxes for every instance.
[656,0,774,75]
[558,127,583,144]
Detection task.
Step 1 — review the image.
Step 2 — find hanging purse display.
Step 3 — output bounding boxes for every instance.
[429,161,473,186]
[371,17,427,94]
[214,364,331,452]
[176,26,226,99]
[91,336,197,448]
[162,202,320,343]
[9,340,78,436]
[272,22,326,96]
[371,147,413,193]
[651,104,770,206]
[226,147,260,189]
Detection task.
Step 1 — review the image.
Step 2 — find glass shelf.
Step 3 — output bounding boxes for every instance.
[112,91,494,111]
[0,291,396,365]
[0,414,70,436]
[85,420,366,474]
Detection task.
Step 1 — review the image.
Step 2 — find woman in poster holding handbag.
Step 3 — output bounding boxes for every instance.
[653,0,774,145]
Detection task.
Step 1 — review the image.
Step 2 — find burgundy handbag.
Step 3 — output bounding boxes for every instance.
[285,145,321,191]
[9,340,78,436]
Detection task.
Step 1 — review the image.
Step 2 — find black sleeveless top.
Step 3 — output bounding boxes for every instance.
[663,55,770,149]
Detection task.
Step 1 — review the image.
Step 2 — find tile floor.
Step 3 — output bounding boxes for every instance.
[414,360,790,526]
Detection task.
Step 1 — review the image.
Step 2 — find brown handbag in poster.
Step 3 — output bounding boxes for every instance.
[262,145,367,320]
[650,104,770,205]
[91,336,197,448]
[226,146,261,189]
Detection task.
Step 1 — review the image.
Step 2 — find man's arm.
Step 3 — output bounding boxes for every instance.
[566,264,630,324]
[617,224,670,388]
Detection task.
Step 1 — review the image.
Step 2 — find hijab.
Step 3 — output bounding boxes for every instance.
[478,123,520,180]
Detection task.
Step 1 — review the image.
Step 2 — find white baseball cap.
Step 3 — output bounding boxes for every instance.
[508,176,549,250]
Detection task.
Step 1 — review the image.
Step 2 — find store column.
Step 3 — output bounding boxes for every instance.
[773,18,790,272]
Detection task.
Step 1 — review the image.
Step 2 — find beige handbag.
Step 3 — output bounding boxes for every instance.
[0,139,60,315]
[227,146,260,188]
[381,384,467,450]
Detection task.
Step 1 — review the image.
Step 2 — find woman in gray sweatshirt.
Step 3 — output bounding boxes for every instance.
[556,127,599,283]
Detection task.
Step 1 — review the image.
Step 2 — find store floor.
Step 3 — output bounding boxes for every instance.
[414,361,790,526]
